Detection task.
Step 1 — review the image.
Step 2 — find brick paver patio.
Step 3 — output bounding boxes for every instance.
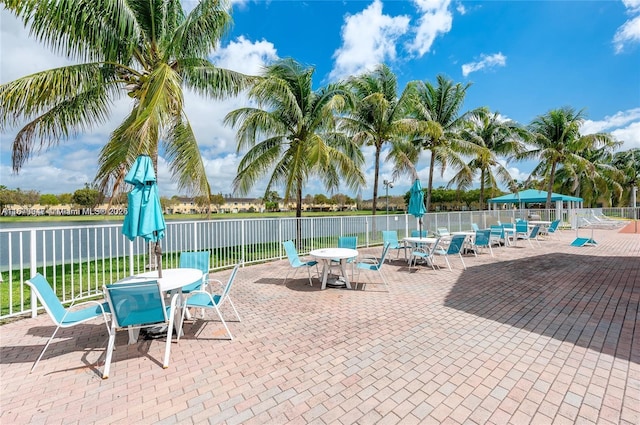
[1,226,638,424]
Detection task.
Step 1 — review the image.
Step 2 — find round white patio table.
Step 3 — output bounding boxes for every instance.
[451,231,477,254]
[309,248,358,290]
[118,267,203,292]
[115,268,203,343]
[529,220,552,233]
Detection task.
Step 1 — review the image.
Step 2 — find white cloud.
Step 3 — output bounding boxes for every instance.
[456,2,467,15]
[611,122,640,149]
[211,36,278,75]
[406,0,453,57]
[461,52,507,77]
[581,108,640,149]
[0,10,75,84]
[614,0,640,53]
[330,0,410,80]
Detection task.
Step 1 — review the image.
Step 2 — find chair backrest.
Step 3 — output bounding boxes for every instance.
[375,243,392,269]
[490,225,504,238]
[179,251,210,276]
[220,262,241,300]
[428,237,442,255]
[410,230,428,237]
[338,236,357,249]
[471,223,480,232]
[501,223,514,229]
[104,280,166,328]
[516,221,528,232]
[382,231,399,246]
[26,273,67,325]
[447,235,466,254]
[529,225,540,238]
[548,219,560,232]
[283,240,303,267]
[436,227,450,236]
[475,229,490,246]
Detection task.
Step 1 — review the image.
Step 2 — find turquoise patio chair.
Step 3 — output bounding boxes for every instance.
[355,243,391,291]
[179,262,241,340]
[545,219,561,238]
[501,223,515,245]
[411,230,428,237]
[409,237,442,270]
[471,223,480,232]
[382,231,407,262]
[522,225,541,247]
[283,240,318,286]
[436,227,450,237]
[489,225,505,248]
[179,251,210,293]
[433,234,467,271]
[335,236,358,279]
[103,280,180,379]
[26,273,111,373]
[472,229,494,257]
[515,220,529,240]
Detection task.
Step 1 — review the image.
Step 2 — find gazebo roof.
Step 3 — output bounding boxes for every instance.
[487,189,583,204]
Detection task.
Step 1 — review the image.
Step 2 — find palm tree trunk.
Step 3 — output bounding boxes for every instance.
[479,169,485,210]
[426,152,436,212]
[295,181,302,247]
[546,162,557,209]
[371,145,381,215]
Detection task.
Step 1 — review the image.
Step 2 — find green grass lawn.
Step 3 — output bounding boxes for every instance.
[0,209,384,224]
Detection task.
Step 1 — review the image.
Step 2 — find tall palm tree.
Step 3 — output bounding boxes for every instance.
[0,0,251,199]
[225,58,365,220]
[341,64,413,214]
[404,74,475,212]
[448,107,527,209]
[523,107,617,209]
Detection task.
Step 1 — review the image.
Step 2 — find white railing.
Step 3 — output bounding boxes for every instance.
[1,207,636,319]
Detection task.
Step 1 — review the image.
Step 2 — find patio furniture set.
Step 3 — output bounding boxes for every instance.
[283,220,563,291]
[26,251,241,379]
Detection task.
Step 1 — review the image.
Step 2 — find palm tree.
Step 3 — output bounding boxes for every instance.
[554,141,622,206]
[341,64,413,214]
[225,58,365,221]
[0,0,251,199]
[448,107,527,209]
[404,74,475,212]
[611,148,640,207]
[523,107,618,209]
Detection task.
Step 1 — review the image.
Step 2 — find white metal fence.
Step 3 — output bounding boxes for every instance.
[1,207,636,319]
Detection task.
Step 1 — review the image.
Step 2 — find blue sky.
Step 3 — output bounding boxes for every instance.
[1,0,639,201]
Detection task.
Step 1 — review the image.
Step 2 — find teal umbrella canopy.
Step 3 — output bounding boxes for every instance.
[122,155,166,243]
[408,179,427,237]
[408,179,426,218]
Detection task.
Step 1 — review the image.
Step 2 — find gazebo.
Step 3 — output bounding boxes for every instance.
[488,189,583,226]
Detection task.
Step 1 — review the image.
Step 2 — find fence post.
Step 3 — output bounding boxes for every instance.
[241,219,246,264]
[193,221,199,251]
[128,240,134,275]
[30,229,37,318]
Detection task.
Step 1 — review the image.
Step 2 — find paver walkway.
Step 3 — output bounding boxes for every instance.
[1,226,638,424]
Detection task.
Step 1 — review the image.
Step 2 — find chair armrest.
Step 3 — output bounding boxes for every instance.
[357,256,379,265]
[68,298,109,313]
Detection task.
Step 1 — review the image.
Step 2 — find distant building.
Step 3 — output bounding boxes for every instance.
[1,196,357,216]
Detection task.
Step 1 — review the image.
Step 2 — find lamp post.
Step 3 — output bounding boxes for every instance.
[383,179,394,229]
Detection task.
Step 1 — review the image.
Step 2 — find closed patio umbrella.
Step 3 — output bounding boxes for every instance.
[122,155,166,277]
[408,179,427,238]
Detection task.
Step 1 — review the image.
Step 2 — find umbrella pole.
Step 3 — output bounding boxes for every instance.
[154,231,163,278]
